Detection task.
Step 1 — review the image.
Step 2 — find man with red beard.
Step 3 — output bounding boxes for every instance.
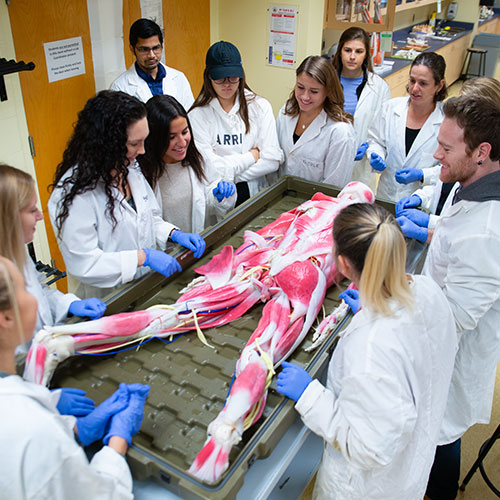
[397,95,500,500]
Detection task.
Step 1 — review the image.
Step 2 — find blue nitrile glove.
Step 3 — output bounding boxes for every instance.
[400,208,430,228]
[339,289,361,314]
[53,388,95,416]
[68,298,106,319]
[396,216,428,243]
[354,142,369,161]
[276,361,313,402]
[103,383,150,445]
[76,383,129,446]
[395,168,424,184]
[370,152,386,172]
[170,230,206,258]
[395,194,422,217]
[213,181,236,202]
[143,248,182,277]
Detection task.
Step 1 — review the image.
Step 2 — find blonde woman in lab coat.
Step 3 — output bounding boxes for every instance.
[0,256,149,499]
[188,41,282,206]
[0,164,106,353]
[139,95,236,233]
[49,91,206,299]
[332,27,391,190]
[366,52,447,212]
[277,55,356,188]
[277,203,457,500]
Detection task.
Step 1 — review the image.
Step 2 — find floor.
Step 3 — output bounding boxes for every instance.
[299,65,500,500]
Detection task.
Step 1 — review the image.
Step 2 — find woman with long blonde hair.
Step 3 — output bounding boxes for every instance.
[277,203,457,499]
[276,55,356,187]
[0,164,106,352]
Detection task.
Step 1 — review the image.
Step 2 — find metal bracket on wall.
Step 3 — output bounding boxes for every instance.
[0,57,35,101]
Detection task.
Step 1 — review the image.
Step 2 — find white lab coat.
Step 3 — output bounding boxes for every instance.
[110,62,194,109]
[154,161,236,233]
[367,97,443,212]
[276,107,356,188]
[48,163,177,299]
[423,189,500,444]
[188,91,283,197]
[351,72,391,190]
[0,375,133,500]
[295,275,457,500]
[16,256,79,354]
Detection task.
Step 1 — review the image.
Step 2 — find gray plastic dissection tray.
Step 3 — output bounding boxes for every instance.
[47,176,397,500]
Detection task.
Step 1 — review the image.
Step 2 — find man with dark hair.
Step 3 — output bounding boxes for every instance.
[111,18,194,108]
[397,95,500,500]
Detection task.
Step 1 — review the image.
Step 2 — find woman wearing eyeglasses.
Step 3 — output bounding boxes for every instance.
[188,41,282,206]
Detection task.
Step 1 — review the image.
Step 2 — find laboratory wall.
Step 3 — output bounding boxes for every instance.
[211,0,325,115]
[0,2,51,264]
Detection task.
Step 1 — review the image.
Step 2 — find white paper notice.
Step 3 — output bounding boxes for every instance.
[140,0,163,30]
[44,37,85,83]
[268,5,297,68]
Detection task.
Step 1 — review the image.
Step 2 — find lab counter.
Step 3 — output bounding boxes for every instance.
[382,21,474,96]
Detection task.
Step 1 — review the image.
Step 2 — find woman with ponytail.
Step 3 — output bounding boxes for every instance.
[277,203,458,500]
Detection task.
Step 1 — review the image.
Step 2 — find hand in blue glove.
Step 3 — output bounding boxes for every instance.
[68,298,106,319]
[143,248,181,278]
[395,168,423,184]
[53,387,95,416]
[395,194,422,217]
[354,142,369,161]
[399,208,430,228]
[213,181,236,202]
[396,216,428,243]
[170,230,206,259]
[276,361,313,402]
[339,289,361,314]
[103,384,150,445]
[370,152,386,172]
[76,383,129,446]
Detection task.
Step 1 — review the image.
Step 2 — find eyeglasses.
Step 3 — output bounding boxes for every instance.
[212,77,240,85]
[135,44,162,54]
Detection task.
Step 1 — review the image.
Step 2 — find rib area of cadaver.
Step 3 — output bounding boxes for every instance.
[24,181,374,482]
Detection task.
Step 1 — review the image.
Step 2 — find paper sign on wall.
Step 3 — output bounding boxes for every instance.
[44,36,85,83]
[140,0,163,30]
[268,5,297,68]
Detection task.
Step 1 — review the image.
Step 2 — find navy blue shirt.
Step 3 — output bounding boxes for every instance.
[135,62,166,96]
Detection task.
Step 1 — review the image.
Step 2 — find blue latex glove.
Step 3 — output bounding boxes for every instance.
[339,289,361,314]
[370,152,386,172]
[396,216,428,243]
[170,230,206,258]
[395,194,422,216]
[68,298,106,319]
[354,142,369,161]
[399,208,430,228]
[76,383,129,446]
[143,248,182,278]
[276,361,313,402]
[103,384,150,445]
[395,168,424,184]
[213,181,236,202]
[53,388,95,416]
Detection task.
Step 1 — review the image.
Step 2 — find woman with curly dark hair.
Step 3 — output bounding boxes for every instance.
[139,95,235,233]
[48,90,205,298]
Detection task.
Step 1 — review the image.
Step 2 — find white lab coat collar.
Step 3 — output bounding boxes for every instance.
[285,109,329,154]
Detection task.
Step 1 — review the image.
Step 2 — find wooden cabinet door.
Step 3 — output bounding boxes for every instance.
[8,0,96,279]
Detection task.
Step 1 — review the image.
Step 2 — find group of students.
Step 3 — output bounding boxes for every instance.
[0,15,499,500]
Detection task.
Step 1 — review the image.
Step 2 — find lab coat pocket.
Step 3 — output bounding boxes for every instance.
[301,159,323,183]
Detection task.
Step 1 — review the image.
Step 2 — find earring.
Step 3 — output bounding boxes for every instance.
[478,160,483,166]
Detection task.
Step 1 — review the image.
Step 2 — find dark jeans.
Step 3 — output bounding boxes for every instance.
[235,181,250,207]
[426,439,461,500]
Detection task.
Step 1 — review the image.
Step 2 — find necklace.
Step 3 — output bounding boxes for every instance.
[302,123,306,130]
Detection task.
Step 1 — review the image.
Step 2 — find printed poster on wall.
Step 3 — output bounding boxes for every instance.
[44,37,85,83]
[268,5,297,68]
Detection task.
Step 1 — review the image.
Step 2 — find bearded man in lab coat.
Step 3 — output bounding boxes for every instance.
[111,18,194,109]
[396,95,500,500]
